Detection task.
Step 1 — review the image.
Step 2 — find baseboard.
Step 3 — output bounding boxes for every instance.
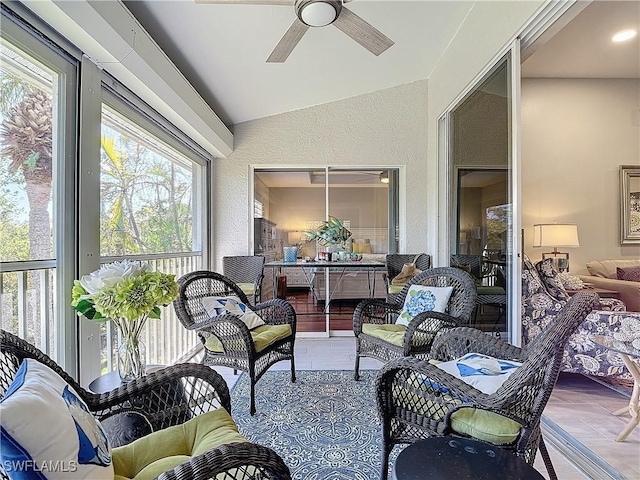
[541,416,628,480]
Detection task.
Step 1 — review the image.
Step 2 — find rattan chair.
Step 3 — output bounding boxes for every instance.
[383,253,432,303]
[173,270,296,415]
[223,255,266,305]
[375,291,599,480]
[0,329,292,480]
[353,267,477,380]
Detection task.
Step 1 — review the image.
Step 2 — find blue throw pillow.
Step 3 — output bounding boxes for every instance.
[0,359,113,479]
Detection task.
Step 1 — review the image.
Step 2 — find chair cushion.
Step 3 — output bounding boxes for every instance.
[392,377,521,446]
[396,285,453,326]
[237,282,256,296]
[0,359,114,479]
[112,408,246,479]
[362,323,406,347]
[450,408,522,445]
[205,324,292,353]
[388,284,404,295]
[476,286,506,296]
[201,295,265,329]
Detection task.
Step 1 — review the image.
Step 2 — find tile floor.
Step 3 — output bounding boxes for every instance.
[212,337,639,480]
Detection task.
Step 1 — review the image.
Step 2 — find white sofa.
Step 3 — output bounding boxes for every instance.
[578,259,640,312]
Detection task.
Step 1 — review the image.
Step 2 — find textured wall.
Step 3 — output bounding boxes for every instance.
[213,80,428,270]
[522,78,640,273]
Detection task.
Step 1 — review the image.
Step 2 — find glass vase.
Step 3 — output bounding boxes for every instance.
[116,317,147,382]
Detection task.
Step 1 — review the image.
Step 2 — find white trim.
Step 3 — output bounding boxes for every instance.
[509,39,522,347]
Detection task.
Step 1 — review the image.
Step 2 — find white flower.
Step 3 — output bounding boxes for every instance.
[79,260,149,295]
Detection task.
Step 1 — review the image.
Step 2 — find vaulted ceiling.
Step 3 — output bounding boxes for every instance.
[122,0,639,128]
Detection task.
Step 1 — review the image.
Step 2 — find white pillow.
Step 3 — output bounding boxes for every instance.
[435,353,522,394]
[0,358,113,479]
[201,295,266,330]
[396,285,454,326]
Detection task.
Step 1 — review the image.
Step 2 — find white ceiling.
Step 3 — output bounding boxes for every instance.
[122,0,475,126]
[122,0,639,128]
[522,0,640,79]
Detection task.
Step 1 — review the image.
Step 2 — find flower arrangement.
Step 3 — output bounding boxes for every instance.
[71,259,179,380]
[304,216,352,249]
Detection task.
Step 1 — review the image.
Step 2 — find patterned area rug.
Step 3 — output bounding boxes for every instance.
[231,370,395,480]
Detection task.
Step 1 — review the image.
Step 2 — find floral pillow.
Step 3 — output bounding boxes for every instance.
[395,285,454,326]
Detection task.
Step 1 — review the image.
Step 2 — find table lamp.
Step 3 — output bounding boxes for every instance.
[532,224,579,272]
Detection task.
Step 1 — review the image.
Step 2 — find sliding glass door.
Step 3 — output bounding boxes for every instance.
[443,44,521,343]
[253,167,398,336]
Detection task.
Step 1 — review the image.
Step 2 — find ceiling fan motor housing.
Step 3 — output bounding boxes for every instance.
[295,0,343,27]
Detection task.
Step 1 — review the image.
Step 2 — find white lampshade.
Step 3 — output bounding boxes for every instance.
[300,2,338,27]
[532,224,580,248]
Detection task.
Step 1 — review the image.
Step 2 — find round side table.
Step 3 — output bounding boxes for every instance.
[88,365,166,394]
[393,437,544,480]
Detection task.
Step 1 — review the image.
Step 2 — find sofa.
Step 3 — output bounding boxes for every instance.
[578,259,640,312]
[522,256,636,385]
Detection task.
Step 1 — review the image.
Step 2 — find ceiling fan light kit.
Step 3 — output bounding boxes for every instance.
[296,0,341,27]
[196,0,393,63]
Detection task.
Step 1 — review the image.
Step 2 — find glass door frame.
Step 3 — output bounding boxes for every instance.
[438,40,522,346]
[250,165,401,338]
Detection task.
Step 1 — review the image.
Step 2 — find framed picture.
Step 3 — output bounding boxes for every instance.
[620,165,640,244]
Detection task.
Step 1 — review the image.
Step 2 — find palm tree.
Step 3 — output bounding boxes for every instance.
[0,90,53,260]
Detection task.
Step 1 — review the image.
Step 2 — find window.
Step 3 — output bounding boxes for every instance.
[0,13,78,371]
[99,89,208,370]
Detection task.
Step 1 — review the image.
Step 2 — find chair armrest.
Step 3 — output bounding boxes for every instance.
[86,363,231,434]
[403,312,461,356]
[430,327,523,362]
[254,299,297,329]
[353,299,400,334]
[157,442,291,480]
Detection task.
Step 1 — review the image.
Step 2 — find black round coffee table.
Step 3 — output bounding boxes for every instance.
[393,437,544,480]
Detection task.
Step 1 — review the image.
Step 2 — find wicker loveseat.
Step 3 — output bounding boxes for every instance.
[0,329,291,480]
[522,256,637,385]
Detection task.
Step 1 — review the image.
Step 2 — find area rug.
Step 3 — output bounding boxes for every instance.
[230,370,396,480]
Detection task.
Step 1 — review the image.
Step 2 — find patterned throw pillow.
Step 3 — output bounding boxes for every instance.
[395,285,454,326]
[0,359,113,479]
[201,295,266,329]
[535,258,570,302]
[616,266,640,282]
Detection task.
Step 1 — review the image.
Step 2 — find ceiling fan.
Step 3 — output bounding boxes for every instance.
[195,0,394,63]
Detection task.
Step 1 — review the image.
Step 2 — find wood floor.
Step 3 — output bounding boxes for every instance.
[212,336,639,480]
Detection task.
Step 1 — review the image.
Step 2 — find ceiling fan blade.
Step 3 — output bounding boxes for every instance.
[267,19,309,63]
[333,6,394,56]
[195,0,294,5]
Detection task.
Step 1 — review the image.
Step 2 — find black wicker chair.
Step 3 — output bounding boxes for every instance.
[383,253,432,303]
[223,255,266,305]
[353,267,477,380]
[173,270,296,415]
[374,291,599,480]
[0,329,291,480]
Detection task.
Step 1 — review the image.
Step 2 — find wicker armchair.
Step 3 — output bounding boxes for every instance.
[353,267,477,380]
[383,253,432,302]
[0,329,291,480]
[223,255,266,305]
[173,270,296,415]
[375,291,599,480]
